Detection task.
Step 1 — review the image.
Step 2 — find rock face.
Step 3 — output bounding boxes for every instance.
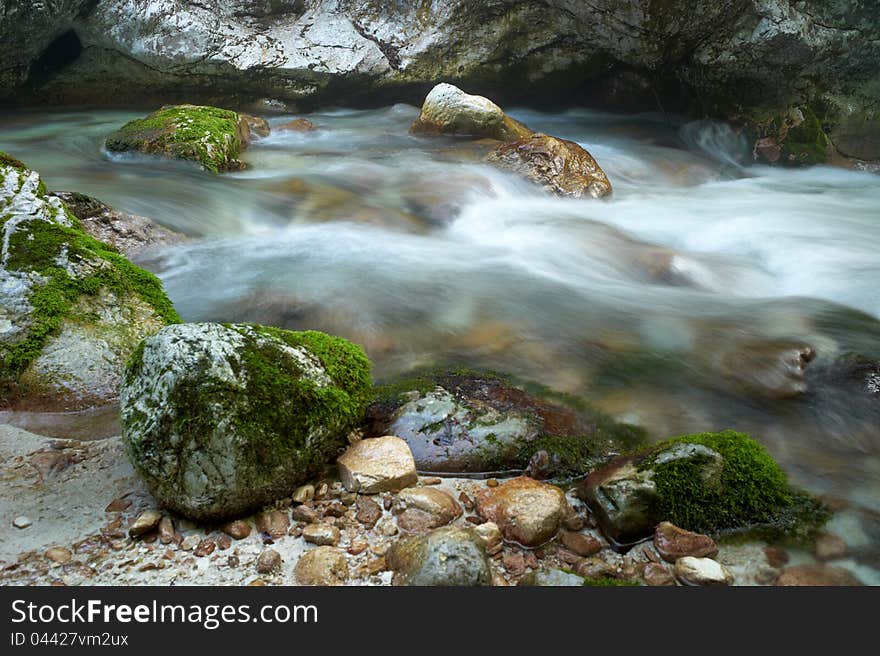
[120,322,372,521]
[48,192,184,259]
[577,430,827,547]
[337,436,418,494]
[410,83,532,141]
[105,105,250,173]
[0,154,179,410]
[386,526,491,586]
[487,134,613,199]
[2,2,878,160]
[475,476,567,548]
[368,371,644,476]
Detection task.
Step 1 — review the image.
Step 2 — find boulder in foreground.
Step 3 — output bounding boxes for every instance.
[386,525,492,586]
[120,322,372,521]
[410,83,532,141]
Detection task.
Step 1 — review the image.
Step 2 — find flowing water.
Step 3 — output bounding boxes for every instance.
[2,105,880,577]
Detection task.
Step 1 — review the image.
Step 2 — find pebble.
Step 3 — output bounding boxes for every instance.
[376,517,399,537]
[487,478,499,488]
[420,477,442,485]
[643,562,676,586]
[814,532,848,561]
[575,557,617,580]
[255,509,290,538]
[180,535,201,551]
[459,492,474,512]
[314,482,330,500]
[105,497,131,513]
[295,547,349,585]
[653,521,717,562]
[13,516,32,529]
[563,515,586,531]
[227,555,240,568]
[560,531,603,557]
[337,436,419,493]
[292,505,320,524]
[216,535,232,550]
[44,547,72,564]
[128,510,162,538]
[348,539,369,556]
[222,520,252,540]
[292,484,315,504]
[473,521,503,555]
[323,502,348,518]
[255,548,282,574]
[674,557,732,586]
[194,539,216,557]
[302,523,341,546]
[355,497,382,528]
[503,553,526,576]
[158,517,175,544]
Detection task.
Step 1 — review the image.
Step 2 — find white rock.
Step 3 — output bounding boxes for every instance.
[13,516,32,529]
[337,436,418,494]
[674,556,733,586]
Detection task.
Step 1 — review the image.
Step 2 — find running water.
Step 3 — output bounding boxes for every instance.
[2,105,879,577]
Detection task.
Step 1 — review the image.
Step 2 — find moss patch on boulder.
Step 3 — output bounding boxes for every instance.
[105,105,249,173]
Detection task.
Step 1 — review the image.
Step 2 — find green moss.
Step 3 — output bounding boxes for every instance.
[0,151,27,170]
[638,430,829,539]
[582,577,639,587]
[779,107,831,165]
[105,105,244,173]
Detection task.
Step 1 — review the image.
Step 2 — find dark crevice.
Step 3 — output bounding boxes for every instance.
[26,29,83,88]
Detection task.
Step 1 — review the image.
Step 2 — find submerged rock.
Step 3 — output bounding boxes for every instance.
[240,113,270,140]
[0,154,179,410]
[410,83,532,141]
[486,133,612,199]
[277,118,317,132]
[386,525,491,586]
[712,339,816,399]
[120,322,372,521]
[577,430,828,548]
[368,371,644,476]
[105,105,250,173]
[474,476,568,548]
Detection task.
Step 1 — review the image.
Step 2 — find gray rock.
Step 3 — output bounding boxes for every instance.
[410,83,532,141]
[518,568,587,587]
[387,526,492,586]
[120,322,372,521]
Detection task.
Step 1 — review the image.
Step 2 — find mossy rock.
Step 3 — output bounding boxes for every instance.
[751,106,832,166]
[120,322,372,521]
[105,105,249,173]
[368,369,645,478]
[0,157,179,409]
[577,430,828,547]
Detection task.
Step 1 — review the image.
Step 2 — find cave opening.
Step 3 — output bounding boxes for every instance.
[27,29,83,87]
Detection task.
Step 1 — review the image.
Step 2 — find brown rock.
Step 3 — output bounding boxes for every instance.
[653,521,718,562]
[180,535,200,551]
[222,520,252,540]
[158,517,175,545]
[643,562,676,586]
[337,436,418,494]
[216,535,232,550]
[560,531,603,557]
[105,496,132,513]
[486,478,499,488]
[575,557,617,580]
[355,497,382,528]
[292,505,320,524]
[487,133,612,199]
[420,477,442,486]
[776,564,862,586]
[393,487,463,533]
[44,547,72,564]
[255,548,281,574]
[194,539,215,557]
[348,539,368,556]
[814,532,848,561]
[323,502,347,518]
[128,510,162,538]
[473,521,503,555]
[764,546,790,568]
[458,492,474,512]
[302,523,341,546]
[563,514,586,532]
[256,510,289,538]
[503,553,526,576]
[295,547,349,586]
[241,113,270,139]
[292,485,315,504]
[474,476,567,547]
[278,118,317,132]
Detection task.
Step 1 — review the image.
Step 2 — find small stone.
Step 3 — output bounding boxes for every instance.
[216,535,232,550]
[292,484,315,504]
[255,548,282,574]
[814,532,848,561]
[324,502,347,518]
[180,535,201,551]
[459,492,474,512]
[248,579,267,586]
[222,520,252,540]
[486,478,499,488]
[105,497,132,513]
[420,477,442,485]
[393,487,462,533]
[348,539,368,556]
[340,492,357,505]
[302,523,341,546]
[13,516,32,529]
[674,557,732,586]
[473,521,503,555]
[158,517,175,545]
[776,564,862,586]
[560,532,603,557]
[557,549,584,565]
[314,482,330,500]
[563,515,586,532]
[288,525,303,537]
[653,521,718,562]
[292,505,320,524]
[365,556,386,575]
[255,510,290,538]
[524,551,539,569]
[643,562,676,586]
[764,546,790,568]
[474,476,567,547]
[128,510,162,538]
[194,539,216,557]
[466,515,484,525]
[383,494,393,511]
[45,547,72,564]
[376,517,399,537]
[503,553,526,576]
[295,547,349,585]
[355,497,382,528]
[371,542,390,556]
[575,557,617,580]
[227,555,240,568]
[337,436,418,494]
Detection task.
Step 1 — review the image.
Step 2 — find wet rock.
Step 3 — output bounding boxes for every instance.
[473,521,503,555]
[393,487,462,533]
[560,531,603,557]
[216,535,232,550]
[674,557,732,586]
[643,562,676,586]
[12,516,32,529]
[653,522,718,563]
[410,83,531,141]
[255,548,281,574]
[256,510,290,539]
[776,564,862,586]
[49,191,184,259]
[292,505,320,524]
[713,339,815,399]
[518,568,586,586]
[487,133,612,199]
[292,485,315,504]
[128,510,162,538]
[120,322,371,521]
[574,557,617,580]
[222,520,252,540]
[386,526,491,586]
[814,532,848,561]
[241,113,270,139]
[475,477,567,548]
[180,535,200,551]
[369,371,642,475]
[158,516,175,545]
[302,523,340,546]
[295,547,349,586]
[337,436,418,494]
[194,539,216,557]
[355,497,383,528]
[44,547,72,564]
[277,118,316,132]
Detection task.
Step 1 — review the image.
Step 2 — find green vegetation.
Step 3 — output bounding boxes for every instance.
[778,106,831,165]
[105,105,245,173]
[0,150,27,170]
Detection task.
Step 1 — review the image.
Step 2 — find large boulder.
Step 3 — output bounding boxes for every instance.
[576,430,828,548]
[487,133,613,199]
[409,83,532,141]
[105,105,250,173]
[0,153,179,410]
[120,322,372,521]
[367,371,645,476]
